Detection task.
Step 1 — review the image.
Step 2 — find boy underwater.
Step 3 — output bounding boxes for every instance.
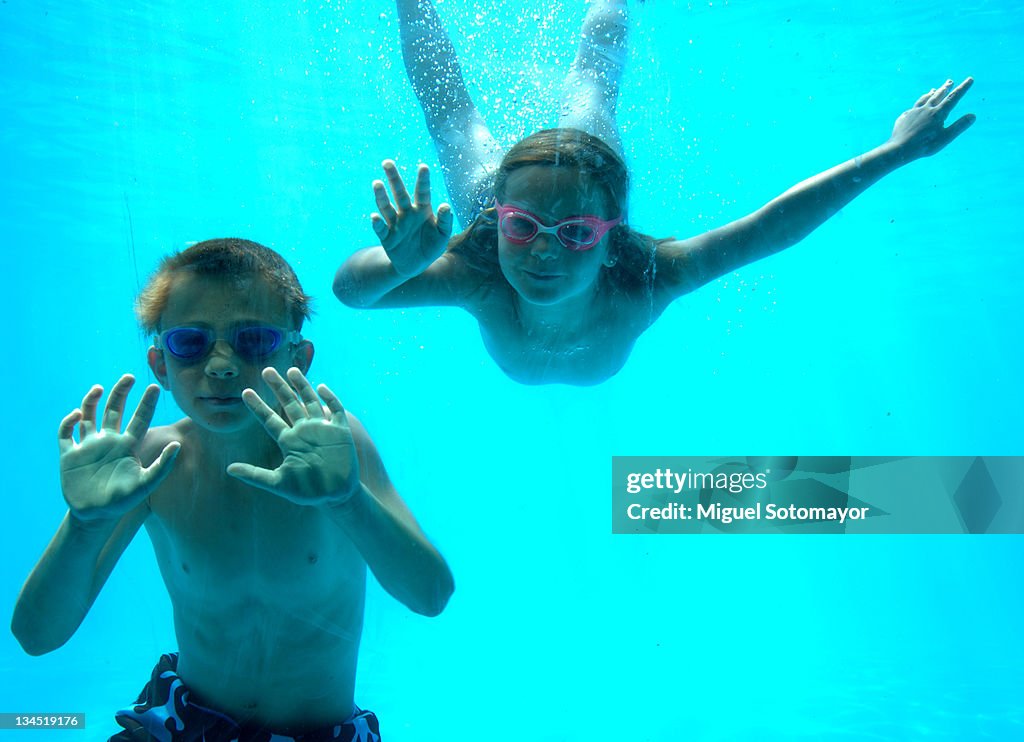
[13,238,454,740]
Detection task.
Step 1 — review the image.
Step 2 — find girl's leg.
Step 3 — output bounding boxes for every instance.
[396,0,504,225]
[557,0,629,158]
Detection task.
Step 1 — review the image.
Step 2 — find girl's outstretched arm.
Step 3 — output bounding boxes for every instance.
[334,161,478,309]
[654,78,976,301]
[396,0,503,226]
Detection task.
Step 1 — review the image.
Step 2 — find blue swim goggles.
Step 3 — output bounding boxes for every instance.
[154,324,301,363]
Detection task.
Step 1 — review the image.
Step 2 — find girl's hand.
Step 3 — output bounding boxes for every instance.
[370,160,454,277]
[888,77,975,161]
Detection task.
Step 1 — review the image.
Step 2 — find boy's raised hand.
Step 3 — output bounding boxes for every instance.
[888,77,976,160]
[227,367,361,506]
[370,160,454,278]
[58,375,180,522]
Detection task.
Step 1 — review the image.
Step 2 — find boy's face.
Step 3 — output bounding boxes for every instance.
[147,272,312,434]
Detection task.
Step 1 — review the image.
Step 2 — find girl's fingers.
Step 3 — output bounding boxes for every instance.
[436,203,455,238]
[944,113,976,143]
[928,79,953,106]
[371,213,389,240]
[373,181,398,223]
[383,160,413,210]
[413,164,432,209]
[940,77,973,110]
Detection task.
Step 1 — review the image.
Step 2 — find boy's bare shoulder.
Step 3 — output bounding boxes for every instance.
[139,419,191,466]
[343,411,375,451]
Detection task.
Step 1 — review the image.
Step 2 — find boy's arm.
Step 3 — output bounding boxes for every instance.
[325,416,455,617]
[11,376,179,655]
[334,161,469,309]
[12,505,149,655]
[655,78,976,299]
[226,368,454,617]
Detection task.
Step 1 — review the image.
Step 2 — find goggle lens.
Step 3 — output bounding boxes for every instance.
[234,326,283,358]
[159,326,288,362]
[501,214,540,242]
[495,202,620,252]
[557,222,598,248]
[164,329,213,359]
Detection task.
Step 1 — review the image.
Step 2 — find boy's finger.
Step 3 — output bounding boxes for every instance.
[101,374,136,433]
[286,367,325,419]
[317,384,348,423]
[225,462,279,493]
[58,410,83,453]
[241,388,290,440]
[124,384,162,441]
[261,367,307,423]
[140,441,181,492]
[79,385,103,435]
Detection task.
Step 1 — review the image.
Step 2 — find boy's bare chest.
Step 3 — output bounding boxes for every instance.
[146,466,363,600]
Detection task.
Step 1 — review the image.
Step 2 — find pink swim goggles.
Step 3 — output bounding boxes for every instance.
[494,202,622,251]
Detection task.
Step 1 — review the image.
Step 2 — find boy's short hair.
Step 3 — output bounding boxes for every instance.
[136,238,313,333]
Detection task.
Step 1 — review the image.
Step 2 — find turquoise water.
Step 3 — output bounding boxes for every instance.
[2,0,1023,739]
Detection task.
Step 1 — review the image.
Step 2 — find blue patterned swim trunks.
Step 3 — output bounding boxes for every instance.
[110,653,381,742]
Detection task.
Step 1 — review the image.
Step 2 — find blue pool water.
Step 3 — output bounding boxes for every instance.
[2,1,1023,739]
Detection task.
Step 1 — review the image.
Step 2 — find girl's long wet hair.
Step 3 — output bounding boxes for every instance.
[448,127,659,292]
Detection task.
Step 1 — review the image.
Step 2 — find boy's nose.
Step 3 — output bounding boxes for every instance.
[204,340,240,378]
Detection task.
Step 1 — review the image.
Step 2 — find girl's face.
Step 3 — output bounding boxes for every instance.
[496,165,616,308]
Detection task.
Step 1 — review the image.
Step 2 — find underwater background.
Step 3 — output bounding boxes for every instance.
[2,0,1022,739]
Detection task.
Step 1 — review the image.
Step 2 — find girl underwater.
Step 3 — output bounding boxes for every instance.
[334,0,975,386]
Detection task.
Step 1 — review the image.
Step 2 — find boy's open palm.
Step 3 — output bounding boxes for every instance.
[370,160,454,277]
[227,367,361,506]
[58,375,180,522]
